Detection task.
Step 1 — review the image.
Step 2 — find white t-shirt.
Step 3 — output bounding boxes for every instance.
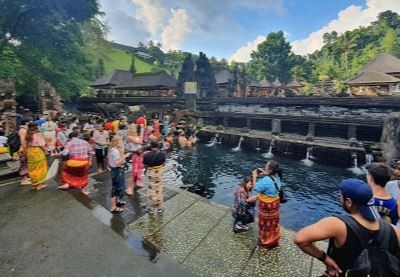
[0,136,8,147]
[93,130,109,146]
[387,180,400,201]
[108,148,120,168]
[42,121,57,132]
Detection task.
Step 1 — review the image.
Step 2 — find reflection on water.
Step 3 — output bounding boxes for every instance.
[164,144,364,230]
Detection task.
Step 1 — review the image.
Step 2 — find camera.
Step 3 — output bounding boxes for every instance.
[256,168,263,174]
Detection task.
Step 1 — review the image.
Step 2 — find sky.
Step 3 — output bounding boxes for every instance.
[99,0,400,62]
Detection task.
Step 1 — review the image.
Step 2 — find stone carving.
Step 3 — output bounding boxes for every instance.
[38,80,63,113]
[0,79,17,135]
[95,103,129,118]
[381,112,400,162]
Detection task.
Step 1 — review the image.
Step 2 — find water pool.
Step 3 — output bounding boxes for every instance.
[164,143,363,230]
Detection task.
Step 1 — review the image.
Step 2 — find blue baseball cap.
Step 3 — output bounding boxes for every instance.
[339,179,380,221]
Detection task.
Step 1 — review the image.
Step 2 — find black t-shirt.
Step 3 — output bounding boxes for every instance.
[143,150,166,167]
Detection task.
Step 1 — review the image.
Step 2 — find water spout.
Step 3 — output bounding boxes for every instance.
[301,146,314,166]
[217,135,222,144]
[206,134,219,147]
[255,140,261,151]
[232,137,243,152]
[262,139,275,159]
[348,153,364,175]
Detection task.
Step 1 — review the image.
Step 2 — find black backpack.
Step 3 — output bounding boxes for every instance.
[335,215,400,277]
[7,131,20,154]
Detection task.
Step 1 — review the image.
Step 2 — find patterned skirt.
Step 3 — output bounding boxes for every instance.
[258,196,280,248]
[61,157,89,188]
[145,165,164,211]
[27,146,47,186]
[131,153,143,182]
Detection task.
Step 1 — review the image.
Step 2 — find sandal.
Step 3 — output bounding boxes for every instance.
[110,207,124,213]
[125,188,134,196]
[117,200,127,206]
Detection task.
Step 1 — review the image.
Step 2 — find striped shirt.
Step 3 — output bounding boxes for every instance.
[62,137,93,158]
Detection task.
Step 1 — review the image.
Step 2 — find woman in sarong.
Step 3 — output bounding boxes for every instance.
[152,119,161,139]
[26,122,48,190]
[58,132,93,195]
[18,118,31,185]
[125,124,144,196]
[252,160,282,248]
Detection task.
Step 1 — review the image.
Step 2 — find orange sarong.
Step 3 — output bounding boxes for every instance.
[258,194,281,248]
[61,157,89,189]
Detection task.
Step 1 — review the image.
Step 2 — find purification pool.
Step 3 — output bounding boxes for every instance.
[164,143,363,231]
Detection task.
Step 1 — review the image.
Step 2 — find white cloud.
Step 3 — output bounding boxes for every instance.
[229,35,266,63]
[161,9,191,51]
[291,0,400,55]
[132,0,167,36]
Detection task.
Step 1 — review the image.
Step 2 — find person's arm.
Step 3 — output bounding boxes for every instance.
[390,202,399,225]
[60,142,70,156]
[113,151,130,167]
[294,217,344,277]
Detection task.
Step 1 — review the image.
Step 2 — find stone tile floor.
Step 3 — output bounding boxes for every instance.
[87,172,327,277]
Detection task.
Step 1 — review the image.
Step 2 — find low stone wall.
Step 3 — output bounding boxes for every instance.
[198,128,366,167]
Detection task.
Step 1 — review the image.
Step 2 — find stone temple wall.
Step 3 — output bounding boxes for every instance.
[0,79,17,135]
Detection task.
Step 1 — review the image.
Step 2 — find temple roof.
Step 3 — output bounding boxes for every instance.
[345,71,400,85]
[116,72,177,89]
[91,70,134,87]
[286,80,304,88]
[259,78,274,88]
[358,52,400,74]
[215,70,233,84]
[248,78,260,87]
[273,78,282,87]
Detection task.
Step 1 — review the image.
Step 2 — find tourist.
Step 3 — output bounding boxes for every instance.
[25,122,47,190]
[136,114,147,127]
[143,141,166,214]
[0,128,7,153]
[252,160,282,248]
[58,132,93,194]
[108,135,130,213]
[117,124,128,145]
[92,123,109,173]
[178,132,188,148]
[143,125,152,143]
[56,123,70,151]
[111,117,120,133]
[232,176,257,233]
[42,116,58,154]
[18,118,31,185]
[152,119,161,139]
[148,129,159,143]
[366,163,399,225]
[386,160,400,217]
[69,117,80,131]
[161,115,170,136]
[83,116,96,134]
[104,119,114,133]
[294,179,400,277]
[125,125,144,196]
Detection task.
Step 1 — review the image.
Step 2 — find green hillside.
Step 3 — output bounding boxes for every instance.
[104,47,156,74]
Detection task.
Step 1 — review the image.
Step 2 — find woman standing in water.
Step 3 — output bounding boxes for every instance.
[252,160,282,248]
[125,124,144,196]
[26,122,48,190]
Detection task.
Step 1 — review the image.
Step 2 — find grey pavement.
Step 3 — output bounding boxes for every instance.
[0,180,191,277]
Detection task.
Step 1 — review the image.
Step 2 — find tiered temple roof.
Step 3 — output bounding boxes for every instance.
[346,71,400,85]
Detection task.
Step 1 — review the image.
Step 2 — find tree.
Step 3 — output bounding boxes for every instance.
[129,56,136,73]
[195,52,217,99]
[249,31,293,83]
[227,62,239,97]
[209,57,229,73]
[382,28,397,54]
[0,0,100,99]
[176,54,195,97]
[96,58,105,78]
[377,10,400,29]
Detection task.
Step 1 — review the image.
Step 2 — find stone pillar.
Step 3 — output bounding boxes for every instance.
[38,80,63,114]
[223,116,229,128]
[307,122,316,137]
[347,125,357,140]
[246,118,252,129]
[271,119,281,135]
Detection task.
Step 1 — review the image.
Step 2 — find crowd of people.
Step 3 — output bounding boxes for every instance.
[1,110,198,215]
[231,159,400,276]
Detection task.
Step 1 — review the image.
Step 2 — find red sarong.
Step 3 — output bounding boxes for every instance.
[61,157,89,189]
[258,197,281,247]
[131,152,143,182]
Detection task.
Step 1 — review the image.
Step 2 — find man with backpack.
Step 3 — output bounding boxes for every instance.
[294,179,400,277]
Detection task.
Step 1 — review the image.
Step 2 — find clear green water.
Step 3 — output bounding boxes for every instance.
[164,143,362,231]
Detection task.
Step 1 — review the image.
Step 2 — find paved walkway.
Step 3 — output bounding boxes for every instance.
[0,171,327,277]
[88,172,327,276]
